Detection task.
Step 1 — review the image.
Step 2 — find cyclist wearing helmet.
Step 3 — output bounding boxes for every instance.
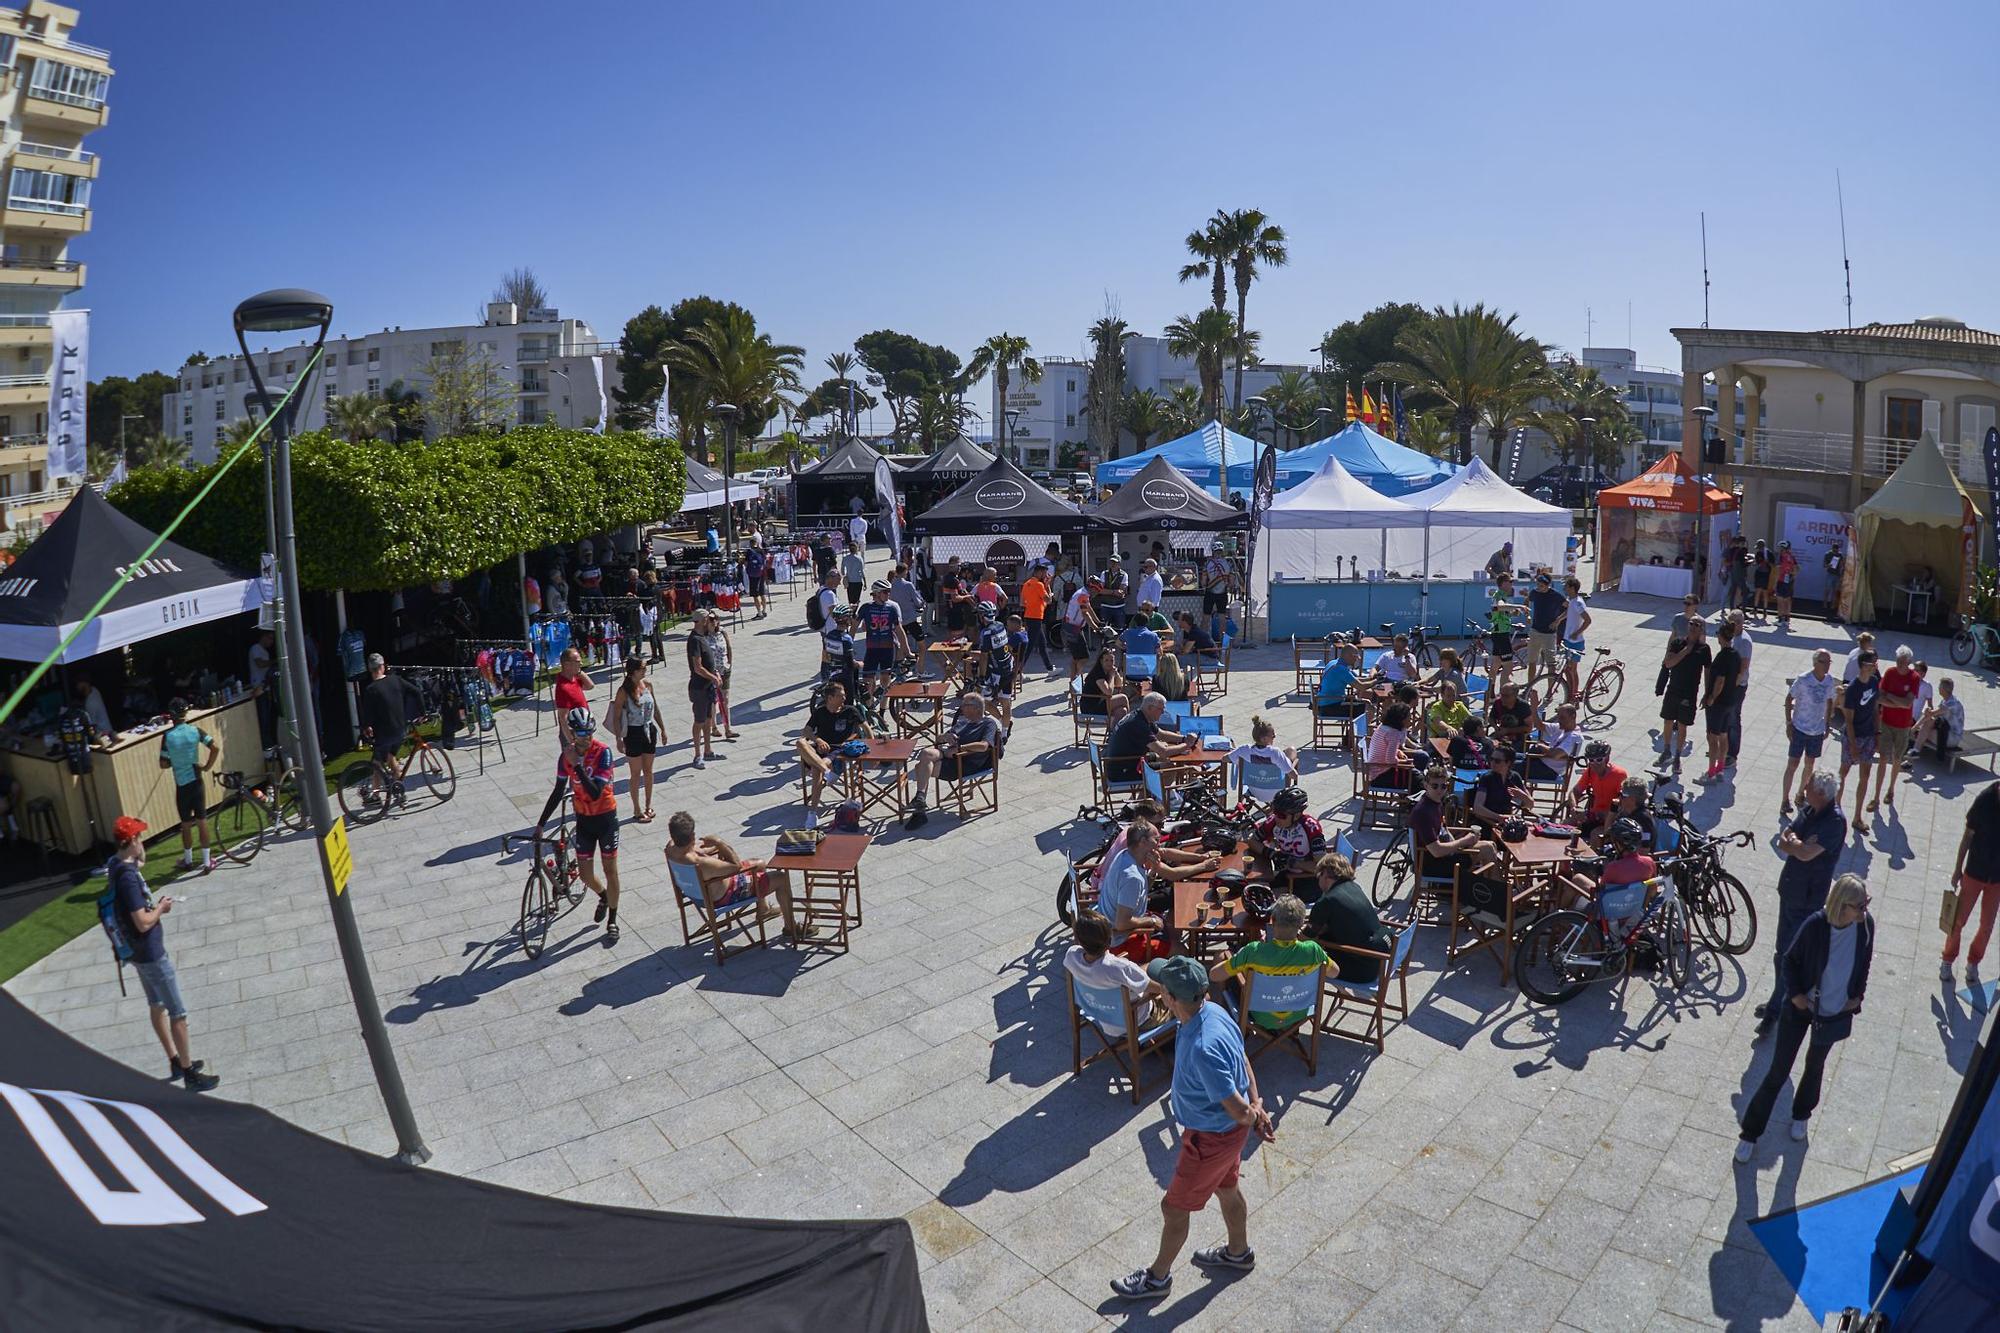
[537,708,623,944]
[820,604,860,693]
[973,601,1016,720]
[858,580,910,705]
[1560,816,1658,922]
[1567,741,1627,837]
[1249,786,1327,894]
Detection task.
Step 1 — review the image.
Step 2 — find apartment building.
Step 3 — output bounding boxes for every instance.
[0,0,107,529]
[165,304,618,464]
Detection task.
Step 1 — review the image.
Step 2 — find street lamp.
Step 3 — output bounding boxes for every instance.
[1314,406,1335,442]
[1004,408,1022,466]
[1578,415,1597,561]
[550,367,574,428]
[1690,405,1716,603]
[234,288,429,1165]
[712,402,741,558]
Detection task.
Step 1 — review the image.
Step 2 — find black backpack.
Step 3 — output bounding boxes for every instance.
[806,591,827,631]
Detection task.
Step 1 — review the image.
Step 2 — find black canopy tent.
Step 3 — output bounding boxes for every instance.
[0,991,930,1331]
[0,486,261,665]
[1091,455,1250,532]
[909,457,1096,585]
[901,437,996,521]
[792,439,891,531]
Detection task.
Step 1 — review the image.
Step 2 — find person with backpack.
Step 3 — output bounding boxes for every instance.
[807,570,838,633]
[103,815,220,1090]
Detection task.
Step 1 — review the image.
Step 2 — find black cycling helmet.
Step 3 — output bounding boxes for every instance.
[1270,786,1309,816]
[1608,816,1645,849]
[1584,740,1612,761]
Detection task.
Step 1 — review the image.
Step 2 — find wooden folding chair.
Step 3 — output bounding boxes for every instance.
[1070,974,1178,1104]
[1070,675,1110,748]
[1089,737,1145,812]
[1351,716,1413,831]
[1448,863,1545,984]
[1293,635,1332,698]
[667,857,770,967]
[1233,965,1327,1075]
[1320,924,1417,1052]
[1311,689,1360,752]
[937,746,1000,819]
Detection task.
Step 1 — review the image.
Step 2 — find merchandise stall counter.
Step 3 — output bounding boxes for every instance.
[1,693,265,855]
[1265,579,1490,640]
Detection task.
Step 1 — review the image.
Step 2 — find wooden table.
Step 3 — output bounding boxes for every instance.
[842,738,916,820]
[1172,841,1251,959]
[1157,749,1230,795]
[886,680,949,743]
[768,832,870,952]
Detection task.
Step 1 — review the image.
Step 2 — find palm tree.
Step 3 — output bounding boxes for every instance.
[1405,407,1459,460]
[1178,211,1231,315]
[85,442,120,481]
[964,333,1043,463]
[1160,385,1206,438]
[1083,316,1133,458]
[1121,388,1167,455]
[825,351,862,436]
[1262,369,1321,448]
[328,392,392,444]
[1216,208,1288,409]
[911,388,972,451]
[665,309,805,462]
[381,380,423,442]
[129,432,190,470]
[1164,309,1242,422]
[1375,304,1555,466]
[1535,361,1638,472]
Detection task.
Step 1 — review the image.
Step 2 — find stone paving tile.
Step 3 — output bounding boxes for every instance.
[9,562,1992,1330]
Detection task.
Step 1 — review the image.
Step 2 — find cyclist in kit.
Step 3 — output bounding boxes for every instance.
[858,580,911,714]
[974,602,1016,730]
[536,707,624,944]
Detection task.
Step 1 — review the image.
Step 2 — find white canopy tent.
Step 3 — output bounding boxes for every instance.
[1399,456,1572,575]
[1251,456,1427,587]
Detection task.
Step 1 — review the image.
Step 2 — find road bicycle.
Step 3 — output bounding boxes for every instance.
[1949,619,2000,672]
[1464,616,1529,684]
[1536,646,1627,717]
[500,805,582,961]
[1368,788,1469,909]
[1513,856,1695,1005]
[1649,799,1757,954]
[1377,622,1442,670]
[209,770,278,865]
[336,718,457,826]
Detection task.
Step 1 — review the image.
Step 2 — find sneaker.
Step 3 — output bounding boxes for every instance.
[201,853,215,873]
[1789,1119,1809,1142]
[1941,960,1956,982]
[1734,1139,1754,1164]
[904,801,929,831]
[181,1065,220,1093]
[1192,1245,1256,1271]
[1110,1268,1172,1300]
[170,1058,205,1082]
[1969,964,1984,990]
[692,756,706,770]
[594,896,609,924]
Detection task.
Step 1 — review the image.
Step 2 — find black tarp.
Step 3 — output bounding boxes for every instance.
[1091,456,1249,532]
[794,439,893,523]
[903,437,994,486]
[797,439,888,481]
[0,992,929,1332]
[909,457,1098,536]
[0,487,261,664]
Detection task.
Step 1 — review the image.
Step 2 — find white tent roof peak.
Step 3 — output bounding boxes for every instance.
[1401,456,1572,523]
[1263,456,1427,529]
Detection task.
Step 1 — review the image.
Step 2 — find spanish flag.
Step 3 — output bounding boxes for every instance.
[1344,385,1359,421]
[1360,388,1378,425]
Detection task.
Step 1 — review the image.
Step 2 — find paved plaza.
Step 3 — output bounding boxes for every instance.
[9,561,1994,1332]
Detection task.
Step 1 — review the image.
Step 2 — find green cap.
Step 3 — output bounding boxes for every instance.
[1147,955,1209,1002]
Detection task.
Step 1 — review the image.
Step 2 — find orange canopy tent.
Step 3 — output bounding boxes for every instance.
[1595,453,1739,594]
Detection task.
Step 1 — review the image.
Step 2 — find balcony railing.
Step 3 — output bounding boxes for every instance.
[516,345,550,362]
[0,313,51,327]
[15,140,94,163]
[43,35,112,61]
[23,83,105,110]
[1741,427,1969,478]
[4,195,85,215]
[0,372,47,388]
[0,256,79,272]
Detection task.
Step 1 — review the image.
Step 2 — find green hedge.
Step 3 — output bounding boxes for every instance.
[107,426,685,592]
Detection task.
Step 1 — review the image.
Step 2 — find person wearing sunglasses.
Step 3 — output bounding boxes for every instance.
[1735,874,1874,1162]
[1408,769,1501,884]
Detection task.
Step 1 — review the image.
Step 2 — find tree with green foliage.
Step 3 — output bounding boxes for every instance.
[1160,384,1205,439]
[132,432,189,470]
[1164,309,1246,422]
[381,380,424,443]
[1375,303,1554,465]
[418,343,513,437]
[663,308,804,463]
[613,296,758,438]
[965,333,1042,462]
[1536,360,1638,471]
[1216,209,1288,409]
[107,425,683,593]
[1121,388,1167,455]
[853,329,963,446]
[86,370,178,452]
[1083,313,1134,457]
[800,375,876,439]
[824,351,864,436]
[492,266,548,313]
[327,392,393,444]
[1178,212,1231,315]
[1317,302,1427,398]
[1260,369,1325,447]
[911,389,973,451]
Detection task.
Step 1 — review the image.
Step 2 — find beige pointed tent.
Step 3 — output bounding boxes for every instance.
[1852,431,1983,625]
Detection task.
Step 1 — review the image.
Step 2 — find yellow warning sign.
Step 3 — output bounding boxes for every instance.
[323,817,353,897]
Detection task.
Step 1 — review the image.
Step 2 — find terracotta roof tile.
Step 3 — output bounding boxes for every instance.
[1819,322,2000,347]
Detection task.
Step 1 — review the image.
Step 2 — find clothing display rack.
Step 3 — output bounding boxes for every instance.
[456,636,540,736]
[385,663,508,775]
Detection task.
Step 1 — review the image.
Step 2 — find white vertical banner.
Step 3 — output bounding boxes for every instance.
[47,308,88,480]
[651,368,671,437]
[591,355,608,435]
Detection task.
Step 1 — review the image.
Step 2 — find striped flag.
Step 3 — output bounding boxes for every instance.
[1344,385,1360,421]
[1360,389,1378,426]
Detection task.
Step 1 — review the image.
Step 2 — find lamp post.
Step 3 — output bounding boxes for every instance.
[1690,404,1715,604]
[712,402,740,559]
[119,412,142,461]
[1004,409,1022,467]
[550,367,574,428]
[1314,406,1335,443]
[234,288,429,1165]
[1578,415,1596,555]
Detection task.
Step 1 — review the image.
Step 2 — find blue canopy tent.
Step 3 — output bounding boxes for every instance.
[1094,420,1260,498]
[1226,421,1455,497]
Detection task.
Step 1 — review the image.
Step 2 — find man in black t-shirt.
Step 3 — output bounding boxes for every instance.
[793,680,871,821]
[1524,572,1566,677]
[1697,619,1743,783]
[1943,780,2000,985]
[1656,619,1711,776]
[1103,694,1192,784]
[1486,682,1536,753]
[359,652,426,799]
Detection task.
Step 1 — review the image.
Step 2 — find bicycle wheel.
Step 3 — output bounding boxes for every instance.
[337,762,386,825]
[409,743,457,805]
[1655,896,1693,989]
[1416,642,1438,670]
[1514,910,1604,1006]
[1691,868,1757,955]
[518,864,553,959]
[1583,663,1625,716]
[1370,838,1412,909]
[1950,630,1976,666]
[213,792,272,865]
[272,767,309,834]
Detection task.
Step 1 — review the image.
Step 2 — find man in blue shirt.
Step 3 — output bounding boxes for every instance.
[1111,954,1275,1299]
[108,815,220,1090]
[156,699,218,873]
[1315,644,1364,717]
[1756,770,1847,1038]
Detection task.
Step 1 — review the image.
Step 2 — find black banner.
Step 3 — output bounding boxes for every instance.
[0,993,928,1332]
[1985,426,1999,569]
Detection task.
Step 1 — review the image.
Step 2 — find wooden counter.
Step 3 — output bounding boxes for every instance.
[2,693,266,854]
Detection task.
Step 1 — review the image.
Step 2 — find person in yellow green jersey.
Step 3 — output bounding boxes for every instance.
[1210,894,1331,1030]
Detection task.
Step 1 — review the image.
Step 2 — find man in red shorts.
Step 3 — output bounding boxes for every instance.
[1111,955,1275,1300]
[662,809,816,942]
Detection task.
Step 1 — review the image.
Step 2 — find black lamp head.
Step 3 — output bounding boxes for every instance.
[711,402,740,421]
[233,288,334,336]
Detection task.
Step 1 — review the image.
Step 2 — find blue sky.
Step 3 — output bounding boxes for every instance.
[80,0,2000,398]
